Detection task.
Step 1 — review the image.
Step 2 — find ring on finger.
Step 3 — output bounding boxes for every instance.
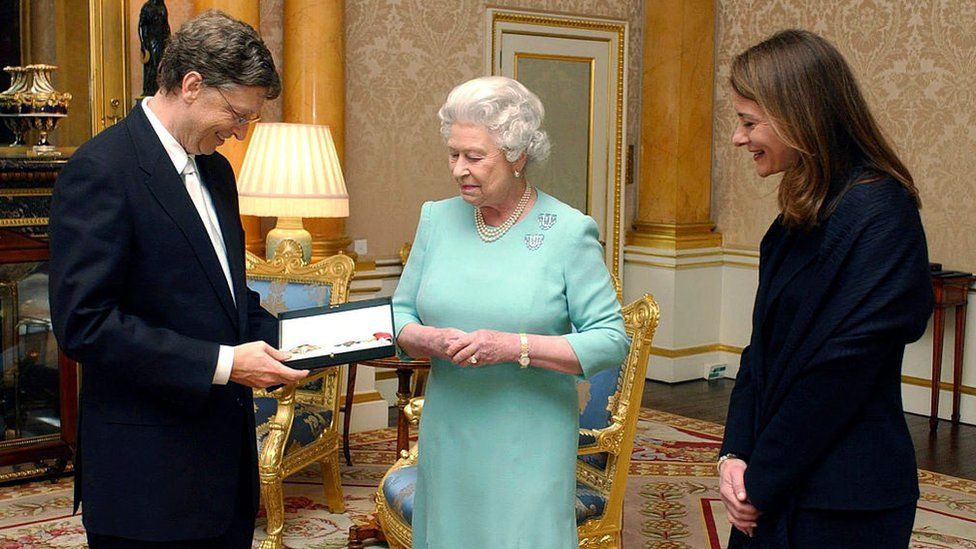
[469,355,478,365]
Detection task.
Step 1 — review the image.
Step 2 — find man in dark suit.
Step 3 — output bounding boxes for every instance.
[49,11,308,548]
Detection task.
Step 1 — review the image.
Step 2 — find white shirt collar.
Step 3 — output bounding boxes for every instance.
[141,97,193,175]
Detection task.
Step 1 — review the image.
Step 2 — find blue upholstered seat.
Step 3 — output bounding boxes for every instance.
[575,484,607,523]
[254,397,334,454]
[576,365,620,470]
[382,464,418,525]
[381,464,607,527]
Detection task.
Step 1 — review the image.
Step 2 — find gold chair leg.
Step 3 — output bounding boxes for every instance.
[322,456,345,513]
[259,475,285,549]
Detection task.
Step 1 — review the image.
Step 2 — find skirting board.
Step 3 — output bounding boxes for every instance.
[645,349,744,383]
[901,383,975,426]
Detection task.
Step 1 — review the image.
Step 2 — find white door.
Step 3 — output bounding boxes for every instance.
[487,9,627,279]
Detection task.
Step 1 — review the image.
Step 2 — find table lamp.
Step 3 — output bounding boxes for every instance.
[237,122,349,263]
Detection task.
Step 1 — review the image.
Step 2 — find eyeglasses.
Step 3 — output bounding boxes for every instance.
[215,87,261,126]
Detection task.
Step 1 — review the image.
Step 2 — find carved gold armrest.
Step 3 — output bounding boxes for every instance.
[403,397,424,425]
[578,422,625,456]
[258,385,298,474]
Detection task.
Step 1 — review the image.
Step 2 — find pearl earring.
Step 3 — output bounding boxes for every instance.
[514,169,522,179]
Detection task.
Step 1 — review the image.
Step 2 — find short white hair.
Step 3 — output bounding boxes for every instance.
[438,76,551,165]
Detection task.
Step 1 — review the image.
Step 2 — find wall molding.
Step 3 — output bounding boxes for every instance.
[902,375,976,397]
[651,343,744,358]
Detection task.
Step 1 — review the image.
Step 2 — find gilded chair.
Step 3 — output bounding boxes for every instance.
[371,294,660,549]
[246,243,356,549]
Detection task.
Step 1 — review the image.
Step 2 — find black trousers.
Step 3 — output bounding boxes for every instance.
[729,501,917,549]
[788,502,916,548]
[87,425,256,549]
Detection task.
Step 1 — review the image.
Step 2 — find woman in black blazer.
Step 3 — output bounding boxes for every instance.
[719,30,933,548]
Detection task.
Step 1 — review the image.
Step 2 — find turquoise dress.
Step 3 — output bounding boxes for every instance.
[393,190,629,548]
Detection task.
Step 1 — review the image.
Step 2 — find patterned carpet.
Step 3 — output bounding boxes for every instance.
[0,410,972,548]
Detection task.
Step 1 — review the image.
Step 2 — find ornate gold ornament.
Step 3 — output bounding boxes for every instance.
[0,64,72,153]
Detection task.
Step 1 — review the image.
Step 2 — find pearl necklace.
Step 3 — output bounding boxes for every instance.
[474,186,533,243]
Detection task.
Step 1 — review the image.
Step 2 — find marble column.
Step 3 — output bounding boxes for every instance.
[629,0,720,250]
[622,0,727,383]
[282,0,352,260]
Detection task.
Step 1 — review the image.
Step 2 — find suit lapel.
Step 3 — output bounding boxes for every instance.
[757,224,819,332]
[126,107,240,331]
[196,155,248,335]
[756,226,830,421]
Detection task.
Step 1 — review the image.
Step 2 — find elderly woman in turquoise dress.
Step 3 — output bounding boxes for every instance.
[392,75,629,547]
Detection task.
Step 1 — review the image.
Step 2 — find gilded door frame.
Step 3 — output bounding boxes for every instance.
[487,9,627,279]
[89,0,131,134]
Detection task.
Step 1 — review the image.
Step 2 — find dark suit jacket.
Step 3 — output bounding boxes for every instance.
[721,176,933,545]
[48,105,277,541]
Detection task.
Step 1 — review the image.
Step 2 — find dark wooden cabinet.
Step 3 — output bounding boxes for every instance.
[0,151,77,482]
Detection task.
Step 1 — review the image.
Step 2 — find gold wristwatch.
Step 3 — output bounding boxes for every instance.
[518,333,530,368]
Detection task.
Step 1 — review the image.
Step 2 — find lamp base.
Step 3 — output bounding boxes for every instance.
[266,217,312,264]
[307,218,357,261]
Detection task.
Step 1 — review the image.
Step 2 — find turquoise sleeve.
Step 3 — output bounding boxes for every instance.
[561,215,630,380]
[392,201,433,339]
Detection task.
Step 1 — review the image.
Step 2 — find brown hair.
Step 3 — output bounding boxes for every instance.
[157,10,280,99]
[730,29,919,229]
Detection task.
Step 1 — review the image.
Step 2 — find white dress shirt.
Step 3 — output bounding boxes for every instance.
[142,98,235,385]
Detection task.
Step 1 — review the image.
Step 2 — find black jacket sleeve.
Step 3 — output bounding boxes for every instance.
[721,345,756,458]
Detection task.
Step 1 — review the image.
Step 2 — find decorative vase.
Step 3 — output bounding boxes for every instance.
[22,65,70,154]
[24,64,70,115]
[0,66,32,146]
[0,66,30,113]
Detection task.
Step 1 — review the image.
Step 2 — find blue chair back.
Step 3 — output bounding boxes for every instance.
[578,367,620,431]
[247,277,333,315]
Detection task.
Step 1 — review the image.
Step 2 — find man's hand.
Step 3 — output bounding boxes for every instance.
[229,341,308,388]
[446,330,519,367]
[719,457,761,537]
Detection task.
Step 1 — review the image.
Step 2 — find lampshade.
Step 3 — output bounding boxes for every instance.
[237,122,349,218]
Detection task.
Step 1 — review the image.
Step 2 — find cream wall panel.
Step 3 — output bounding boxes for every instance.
[711,0,976,270]
[671,264,723,348]
[650,352,725,384]
[340,401,388,433]
[343,264,403,431]
[719,257,757,349]
[623,256,677,348]
[624,246,725,382]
